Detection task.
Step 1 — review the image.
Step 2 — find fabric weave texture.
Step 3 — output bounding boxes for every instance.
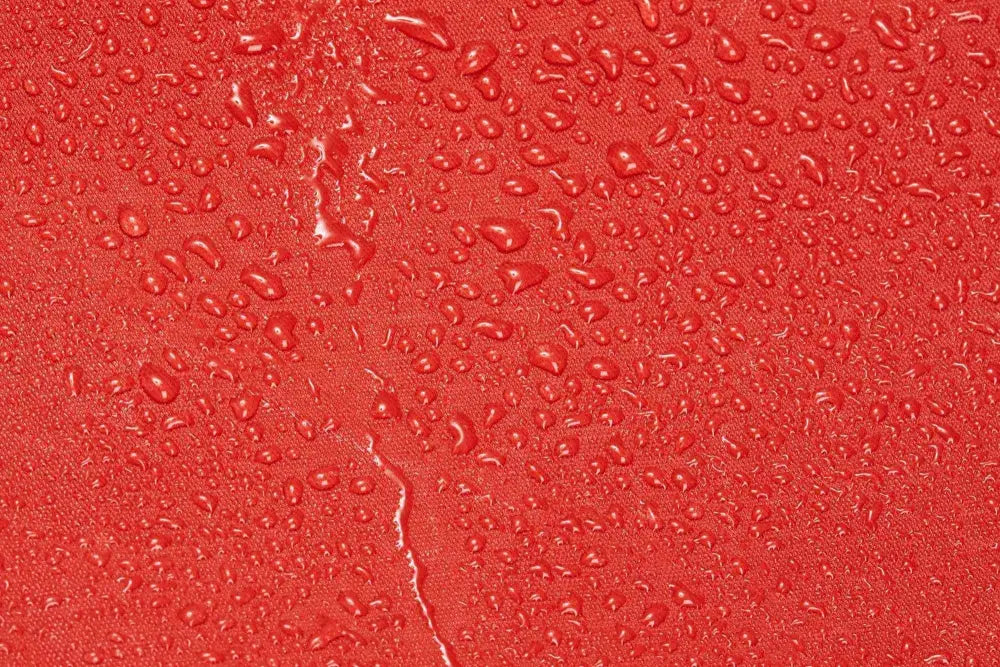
[1,0,999,664]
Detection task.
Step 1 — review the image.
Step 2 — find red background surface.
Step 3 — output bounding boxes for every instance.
[2,0,999,664]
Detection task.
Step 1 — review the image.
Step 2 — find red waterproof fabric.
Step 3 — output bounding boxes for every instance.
[2,0,999,664]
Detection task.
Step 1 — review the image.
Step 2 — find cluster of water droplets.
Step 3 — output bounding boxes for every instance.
[1,0,1000,664]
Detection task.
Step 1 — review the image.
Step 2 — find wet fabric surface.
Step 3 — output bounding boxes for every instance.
[1,0,999,664]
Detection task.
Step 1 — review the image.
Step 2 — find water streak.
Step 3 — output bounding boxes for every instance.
[362,433,459,666]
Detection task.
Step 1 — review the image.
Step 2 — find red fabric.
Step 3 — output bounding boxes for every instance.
[2,0,999,664]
